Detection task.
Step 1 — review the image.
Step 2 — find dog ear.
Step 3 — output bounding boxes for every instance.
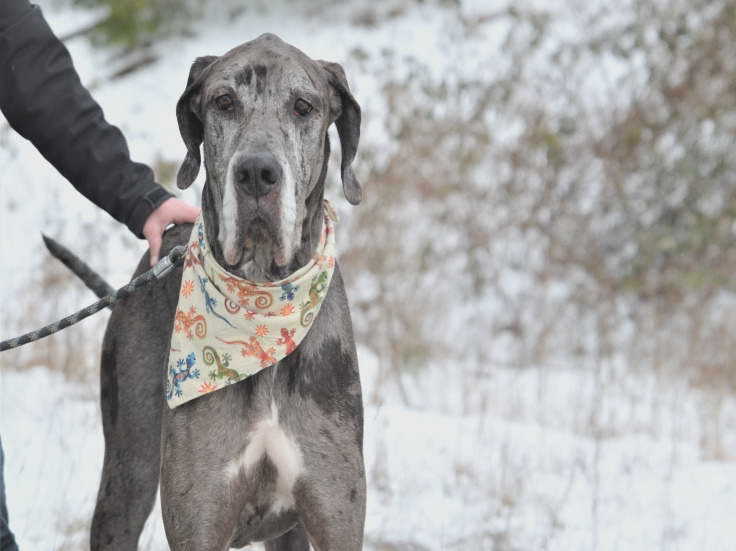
[318,61,362,205]
[176,55,218,190]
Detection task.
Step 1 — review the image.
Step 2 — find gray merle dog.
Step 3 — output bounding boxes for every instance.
[46,33,366,551]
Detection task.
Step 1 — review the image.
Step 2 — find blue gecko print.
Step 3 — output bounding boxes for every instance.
[197,222,206,252]
[165,352,200,400]
[198,275,236,328]
[280,282,299,301]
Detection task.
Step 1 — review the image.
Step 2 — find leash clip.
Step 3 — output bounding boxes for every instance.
[153,245,186,279]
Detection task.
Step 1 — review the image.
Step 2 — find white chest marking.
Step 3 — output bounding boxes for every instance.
[225,401,303,511]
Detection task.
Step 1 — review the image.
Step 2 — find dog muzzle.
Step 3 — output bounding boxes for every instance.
[165,200,338,408]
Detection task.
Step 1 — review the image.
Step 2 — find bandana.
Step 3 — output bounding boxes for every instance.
[165,200,338,408]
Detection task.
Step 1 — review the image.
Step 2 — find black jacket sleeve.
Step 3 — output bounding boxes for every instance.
[0,0,173,237]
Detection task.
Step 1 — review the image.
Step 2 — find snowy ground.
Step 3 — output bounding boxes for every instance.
[3,349,736,550]
[2,1,736,550]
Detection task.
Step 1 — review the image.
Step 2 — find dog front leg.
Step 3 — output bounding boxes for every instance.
[160,406,244,551]
[294,461,366,551]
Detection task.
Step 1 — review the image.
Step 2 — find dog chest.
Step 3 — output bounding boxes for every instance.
[224,400,303,513]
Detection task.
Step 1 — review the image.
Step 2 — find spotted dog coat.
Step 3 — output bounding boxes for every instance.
[49,34,366,551]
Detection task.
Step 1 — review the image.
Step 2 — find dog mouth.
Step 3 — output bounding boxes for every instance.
[221,212,289,274]
[222,235,254,270]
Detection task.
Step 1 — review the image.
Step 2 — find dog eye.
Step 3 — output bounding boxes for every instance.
[294,98,313,116]
[215,94,234,111]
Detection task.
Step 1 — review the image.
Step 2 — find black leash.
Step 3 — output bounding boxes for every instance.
[0,246,187,353]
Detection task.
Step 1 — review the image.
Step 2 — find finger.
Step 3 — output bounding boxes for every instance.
[148,230,162,266]
[172,203,201,224]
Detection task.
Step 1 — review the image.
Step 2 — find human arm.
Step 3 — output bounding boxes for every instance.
[0,0,189,243]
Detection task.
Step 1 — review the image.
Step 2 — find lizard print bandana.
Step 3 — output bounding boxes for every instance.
[165,200,338,408]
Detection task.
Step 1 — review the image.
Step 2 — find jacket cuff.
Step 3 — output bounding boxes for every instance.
[126,186,174,238]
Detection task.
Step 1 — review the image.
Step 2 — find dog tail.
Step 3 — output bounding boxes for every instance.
[42,234,115,299]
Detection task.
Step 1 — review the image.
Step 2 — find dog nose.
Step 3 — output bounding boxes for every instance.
[234,152,282,197]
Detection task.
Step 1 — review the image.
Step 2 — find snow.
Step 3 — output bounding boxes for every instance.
[2,0,736,549]
[4,352,736,550]
[0,366,162,550]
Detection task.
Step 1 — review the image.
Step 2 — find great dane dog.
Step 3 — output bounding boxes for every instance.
[47,33,366,550]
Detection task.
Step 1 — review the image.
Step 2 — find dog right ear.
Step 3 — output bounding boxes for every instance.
[176,55,218,190]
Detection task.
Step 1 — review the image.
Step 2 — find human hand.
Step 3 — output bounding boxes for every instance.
[142,197,200,265]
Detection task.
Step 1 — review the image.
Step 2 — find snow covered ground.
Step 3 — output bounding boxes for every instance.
[2,1,736,550]
[3,350,736,550]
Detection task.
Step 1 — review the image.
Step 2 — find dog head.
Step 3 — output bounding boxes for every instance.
[176,33,361,281]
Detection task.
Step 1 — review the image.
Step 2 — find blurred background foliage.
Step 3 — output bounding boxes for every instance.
[21,0,736,398]
[344,0,736,400]
[7,1,736,546]
[345,1,736,383]
[63,0,201,47]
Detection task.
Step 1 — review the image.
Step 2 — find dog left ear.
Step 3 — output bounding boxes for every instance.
[176,55,218,190]
[318,60,362,205]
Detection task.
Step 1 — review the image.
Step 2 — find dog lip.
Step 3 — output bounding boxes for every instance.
[223,253,244,270]
[270,259,289,279]
[222,241,246,269]
[273,249,287,267]
[222,208,288,275]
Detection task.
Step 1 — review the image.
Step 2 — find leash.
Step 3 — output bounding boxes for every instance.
[0,246,187,353]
